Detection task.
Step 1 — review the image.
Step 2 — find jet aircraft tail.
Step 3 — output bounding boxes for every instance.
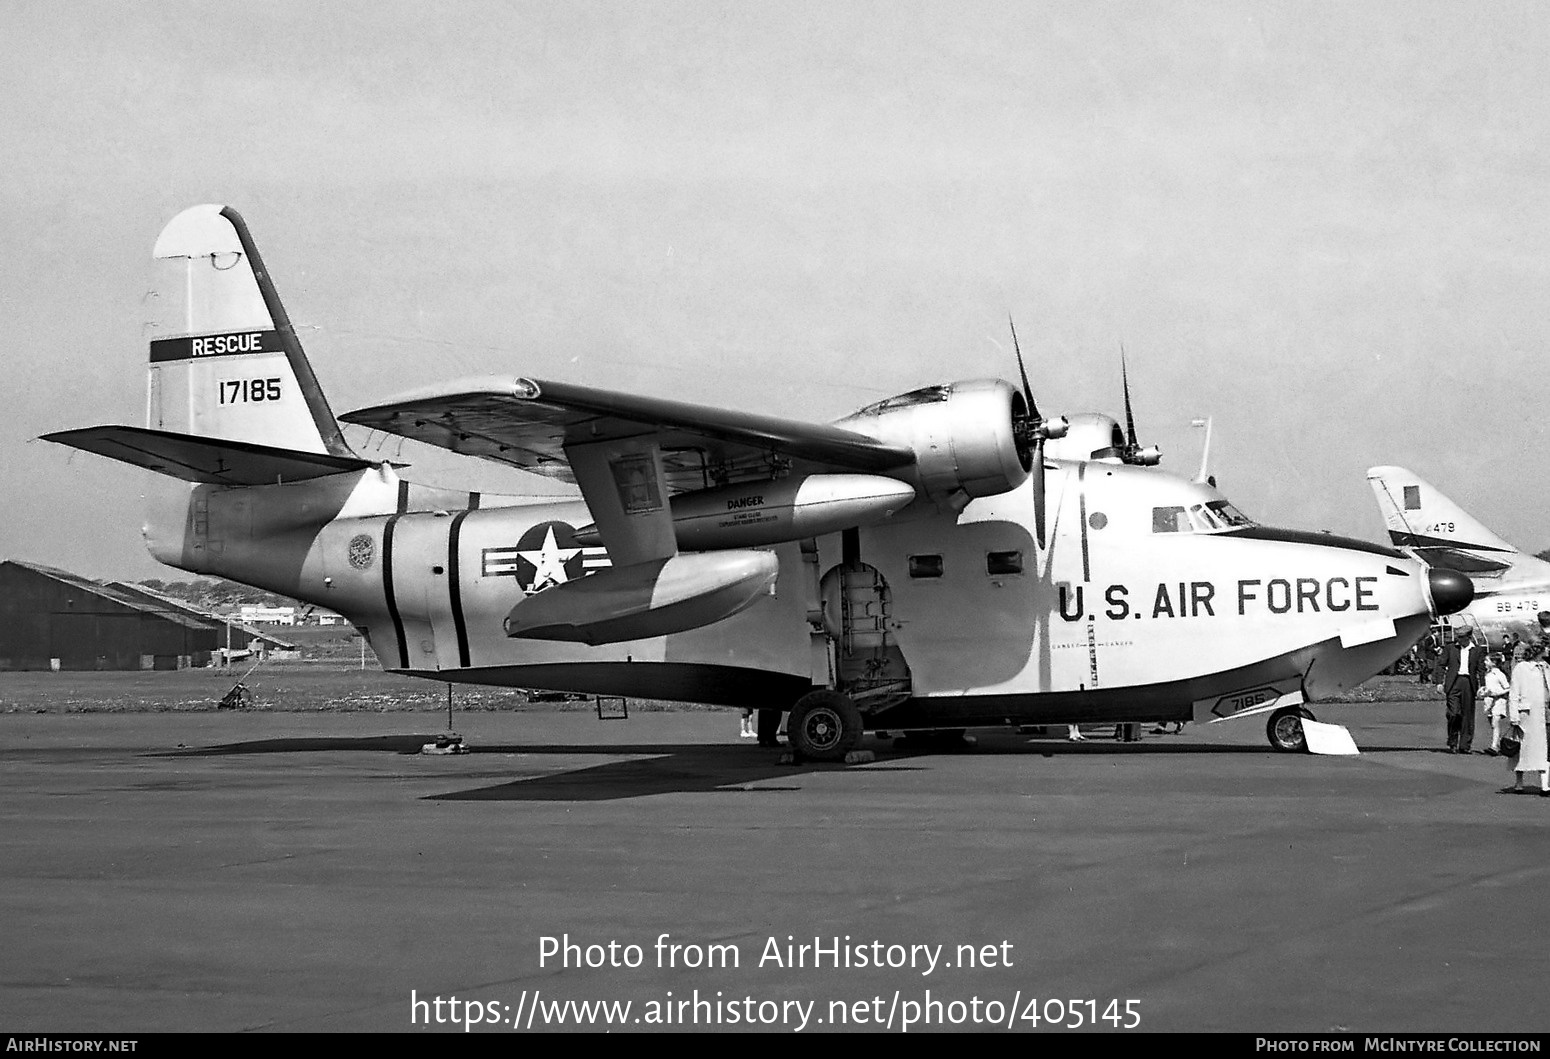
[1365,465,1550,586]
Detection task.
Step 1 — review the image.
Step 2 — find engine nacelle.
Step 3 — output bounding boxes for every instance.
[575,473,917,551]
[1045,412,1126,462]
[1044,412,1163,466]
[834,379,1031,503]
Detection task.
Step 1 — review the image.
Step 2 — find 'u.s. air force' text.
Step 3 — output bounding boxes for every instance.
[1059,577,1381,622]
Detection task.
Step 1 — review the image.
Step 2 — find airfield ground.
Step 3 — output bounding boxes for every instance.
[0,668,1543,1034]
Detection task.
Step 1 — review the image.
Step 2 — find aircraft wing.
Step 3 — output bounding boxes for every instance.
[340,376,915,564]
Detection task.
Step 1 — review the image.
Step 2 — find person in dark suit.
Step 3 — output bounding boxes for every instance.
[1439,628,1486,753]
[1417,630,1441,683]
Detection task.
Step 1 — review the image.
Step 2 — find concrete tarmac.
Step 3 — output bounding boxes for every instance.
[0,695,1545,1033]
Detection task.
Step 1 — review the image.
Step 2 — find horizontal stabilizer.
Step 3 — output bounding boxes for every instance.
[42,425,373,485]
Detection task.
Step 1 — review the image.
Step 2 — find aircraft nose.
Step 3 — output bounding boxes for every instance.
[1427,568,1474,616]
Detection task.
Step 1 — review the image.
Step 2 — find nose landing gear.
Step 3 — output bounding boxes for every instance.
[1267,704,1316,753]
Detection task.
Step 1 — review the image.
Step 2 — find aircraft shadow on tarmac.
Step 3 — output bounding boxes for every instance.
[149,734,1431,801]
[152,736,923,799]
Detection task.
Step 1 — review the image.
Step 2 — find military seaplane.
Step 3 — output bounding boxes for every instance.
[1369,465,1549,647]
[43,206,1473,759]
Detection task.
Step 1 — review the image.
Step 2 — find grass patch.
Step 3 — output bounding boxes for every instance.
[0,662,708,714]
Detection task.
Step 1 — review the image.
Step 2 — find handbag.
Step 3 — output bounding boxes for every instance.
[1501,728,1522,758]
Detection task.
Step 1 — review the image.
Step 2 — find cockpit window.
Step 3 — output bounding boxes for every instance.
[1189,504,1222,531]
[855,385,951,416]
[1156,501,1255,534]
[1206,500,1254,527]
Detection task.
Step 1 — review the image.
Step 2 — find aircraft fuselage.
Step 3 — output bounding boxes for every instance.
[150,457,1440,729]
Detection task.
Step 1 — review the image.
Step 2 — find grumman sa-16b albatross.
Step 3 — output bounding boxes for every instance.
[44,206,1474,759]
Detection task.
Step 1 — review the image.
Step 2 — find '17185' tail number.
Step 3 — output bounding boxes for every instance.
[219,378,282,403]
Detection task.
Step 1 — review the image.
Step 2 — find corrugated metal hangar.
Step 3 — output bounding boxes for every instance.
[0,561,295,671]
[104,581,298,658]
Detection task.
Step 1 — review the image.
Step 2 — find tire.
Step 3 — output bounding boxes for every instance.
[1266,705,1312,753]
[787,690,862,762]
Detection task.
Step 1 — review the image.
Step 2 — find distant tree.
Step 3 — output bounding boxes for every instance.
[1537,549,1550,564]
[136,578,201,600]
[132,576,302,611]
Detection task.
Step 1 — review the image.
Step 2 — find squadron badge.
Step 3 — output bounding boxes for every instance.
[347,534,375,570]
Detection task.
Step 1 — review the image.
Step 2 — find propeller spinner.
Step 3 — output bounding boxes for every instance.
[1008,317,1067,548]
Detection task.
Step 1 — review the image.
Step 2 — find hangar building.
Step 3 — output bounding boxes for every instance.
[105,581,299,659]
[0,560,221,671]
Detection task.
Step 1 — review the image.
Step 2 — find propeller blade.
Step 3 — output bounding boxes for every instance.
[1008,316,1048,546]
[1032,437,1047,549]
[1010,315,1050,545]
[1120,344,1138,450]
[1008,316,1038,420]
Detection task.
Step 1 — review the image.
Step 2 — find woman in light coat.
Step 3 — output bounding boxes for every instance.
[1504,641,1550,794]
[1482,654,1511,755]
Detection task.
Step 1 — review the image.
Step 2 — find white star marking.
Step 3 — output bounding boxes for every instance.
[518,526,581,591]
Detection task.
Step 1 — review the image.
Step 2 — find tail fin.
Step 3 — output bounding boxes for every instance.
[1366,465,1550,585]
[146,204,354,457]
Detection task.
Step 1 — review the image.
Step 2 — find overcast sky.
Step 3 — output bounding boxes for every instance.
[5,1,1548,581]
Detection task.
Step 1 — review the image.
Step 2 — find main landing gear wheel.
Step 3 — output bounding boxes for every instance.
[1266,705,1315,753]
[787,690,863,763]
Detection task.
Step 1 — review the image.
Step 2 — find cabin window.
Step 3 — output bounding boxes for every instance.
[908,554,944,578]
[986,550,1023,576]
[1152,506,1191,533]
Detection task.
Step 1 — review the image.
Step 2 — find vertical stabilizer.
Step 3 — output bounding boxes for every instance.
[147,205,353,457]
[1366,465,1549,584]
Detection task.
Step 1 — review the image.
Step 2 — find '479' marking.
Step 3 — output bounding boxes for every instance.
[219,377,282,404]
